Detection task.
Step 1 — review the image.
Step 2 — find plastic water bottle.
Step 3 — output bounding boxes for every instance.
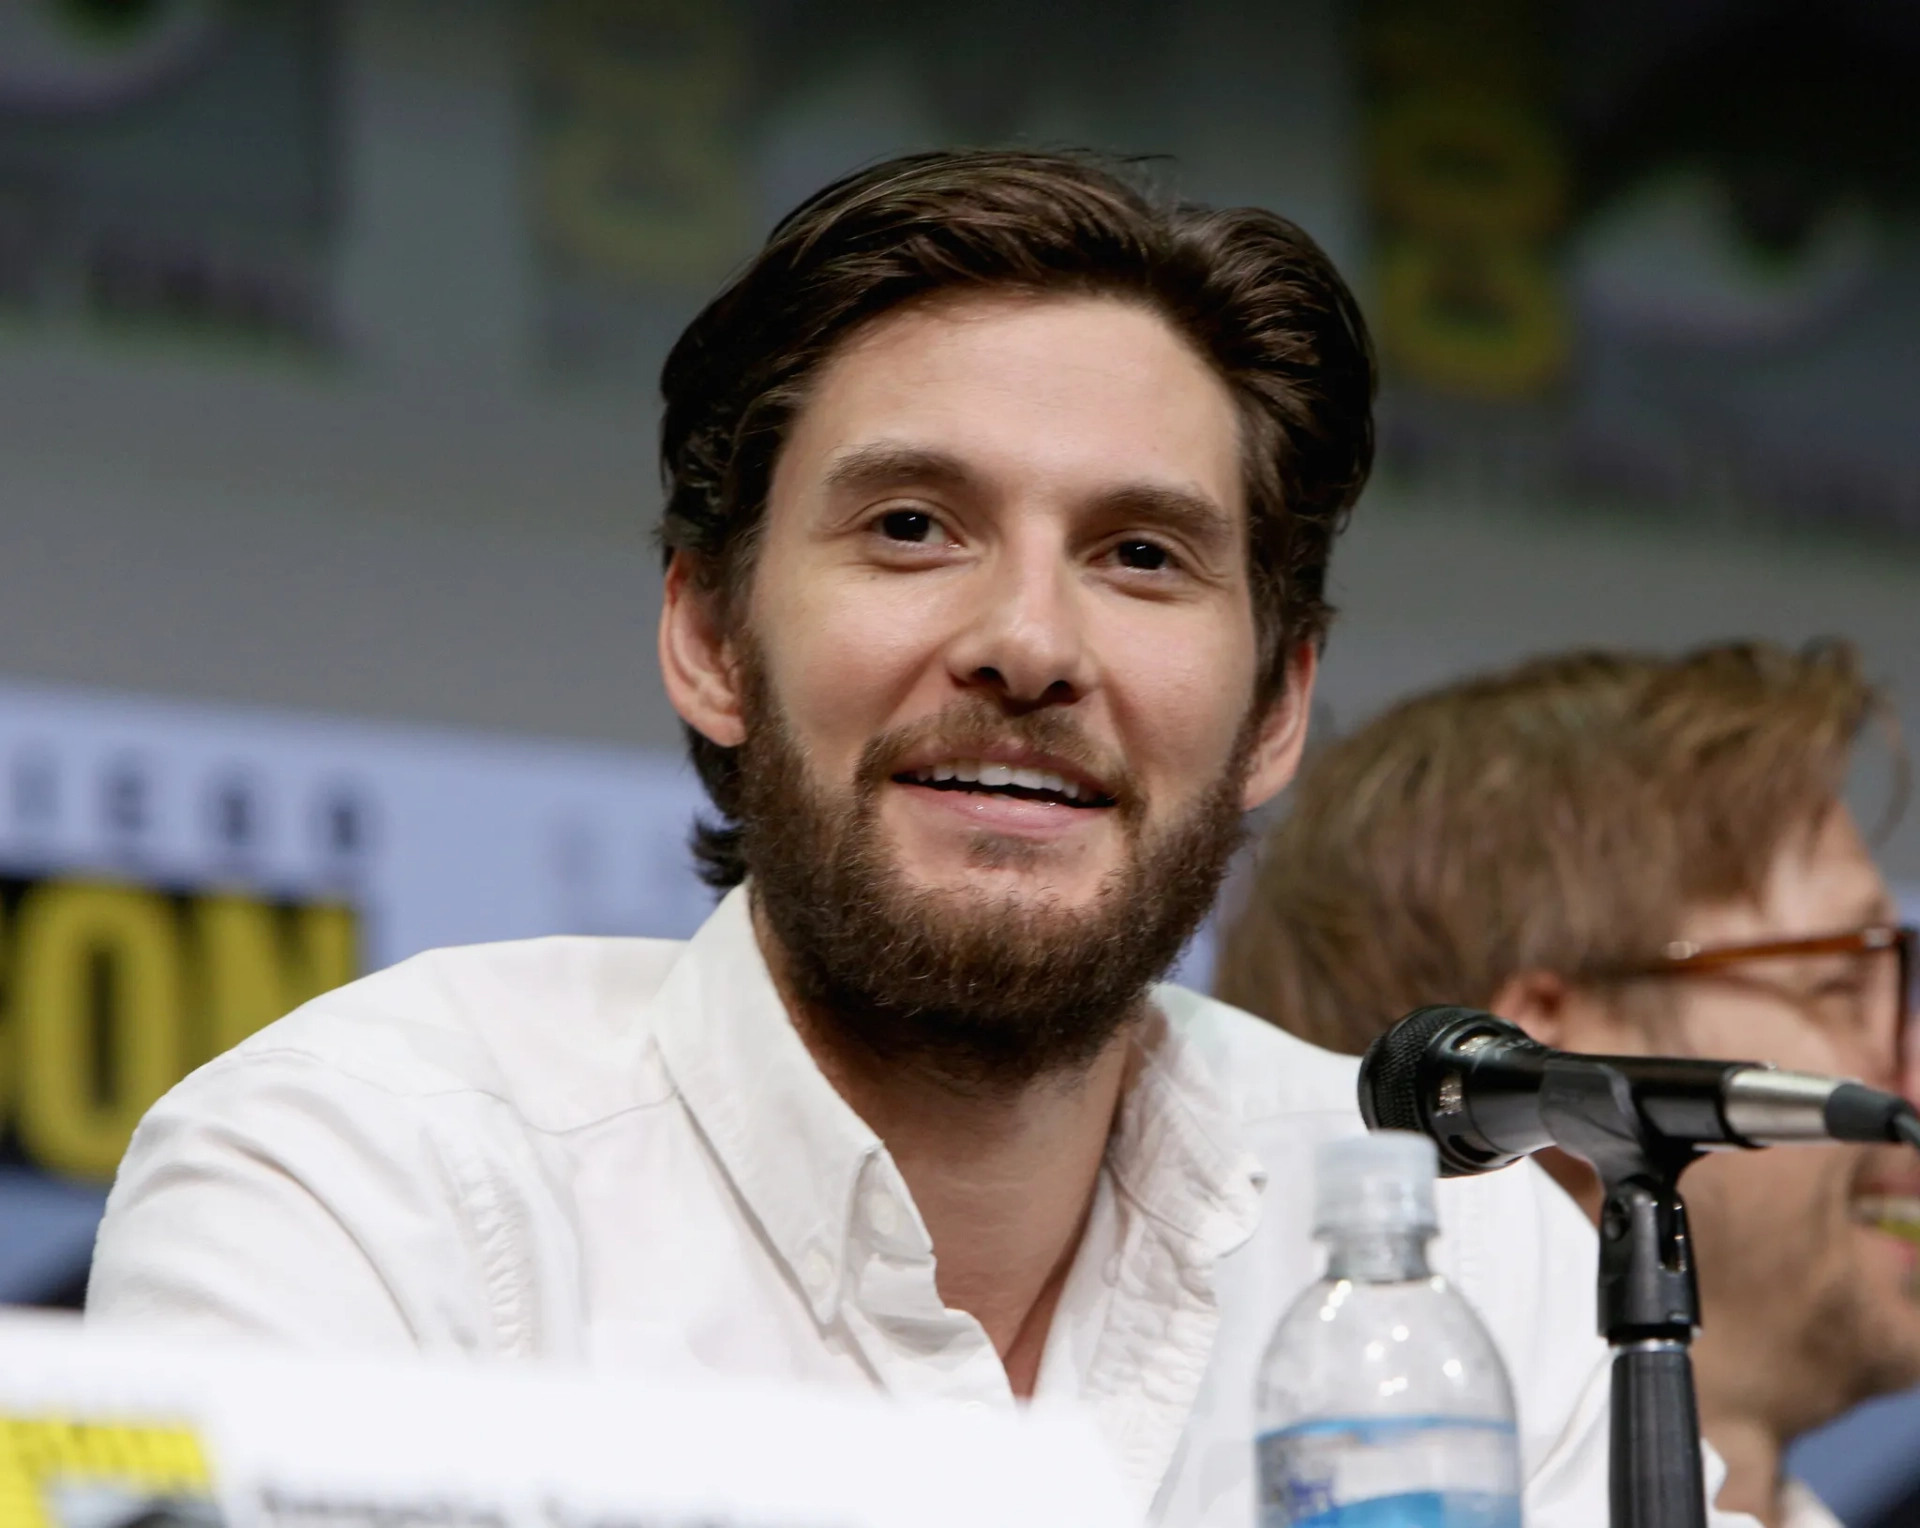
[1254,1131,1521,1528]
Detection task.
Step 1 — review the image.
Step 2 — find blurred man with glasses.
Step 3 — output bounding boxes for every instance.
[1217,639,1920,1528]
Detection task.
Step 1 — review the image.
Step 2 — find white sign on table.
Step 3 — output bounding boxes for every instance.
[0,1312,1137,1528]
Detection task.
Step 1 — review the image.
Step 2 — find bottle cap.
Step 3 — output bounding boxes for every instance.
[1313,1131,1439,1236]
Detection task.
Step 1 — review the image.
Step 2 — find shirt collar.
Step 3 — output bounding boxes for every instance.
[647,885,881,1327]
[1113,990,1267,1265]
[648,886,1266,1325]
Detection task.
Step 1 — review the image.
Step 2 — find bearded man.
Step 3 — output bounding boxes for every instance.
[87,151,1728,1526]
[1216,641,1920,1528]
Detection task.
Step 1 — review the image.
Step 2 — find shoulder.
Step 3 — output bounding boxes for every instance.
[1152,982,1362,1125]
[192,934,692,1129]
[1157,987,1594,1259]
[89,933,692,1353]
[1157,981,1593,1274]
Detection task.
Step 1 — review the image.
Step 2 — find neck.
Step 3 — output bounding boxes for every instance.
[756,901,1135,1398]
[1695,1405,1786,1528]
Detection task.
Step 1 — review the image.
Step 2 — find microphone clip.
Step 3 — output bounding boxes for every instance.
[1538,1058,1702,1346]
[1537,1062,1710,1528]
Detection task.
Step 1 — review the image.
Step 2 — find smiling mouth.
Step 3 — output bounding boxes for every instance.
[1854,1195,1920,1242]
[893,760,1116,810]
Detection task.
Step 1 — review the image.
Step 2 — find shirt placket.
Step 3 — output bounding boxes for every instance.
[837,1150,1015,1411]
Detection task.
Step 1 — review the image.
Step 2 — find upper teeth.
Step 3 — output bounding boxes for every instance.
[914,761,1085,800]
[1853,1194,1920,1228]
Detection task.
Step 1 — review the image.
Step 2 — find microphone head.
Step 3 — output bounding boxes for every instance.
[1359,1006,1534,1176]
[1359,1006,1487,1132]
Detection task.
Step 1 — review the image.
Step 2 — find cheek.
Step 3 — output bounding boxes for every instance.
[751,572,948,755]
[1690,1150,1850,1278]
[1683,999,1849,1075]
[1096,609,1259,784]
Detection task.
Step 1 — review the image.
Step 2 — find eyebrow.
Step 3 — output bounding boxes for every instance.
[1087,482,1238,551]
[821,443,978,499]
[821,442,1237,547]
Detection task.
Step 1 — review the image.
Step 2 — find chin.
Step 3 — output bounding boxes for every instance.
[1830,1227,1920,1391]
[890,831,1118,896]
[900,860,1110,913]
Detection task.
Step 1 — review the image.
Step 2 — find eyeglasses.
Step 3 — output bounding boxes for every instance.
[1589,924,1919,1083]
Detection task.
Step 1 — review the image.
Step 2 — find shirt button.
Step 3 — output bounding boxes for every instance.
[868,1193,901,1238]
[801,1247,834,1299]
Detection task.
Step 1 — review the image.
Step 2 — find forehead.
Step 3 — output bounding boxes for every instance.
[1683,804,1893,945]
[774,290,1246,522]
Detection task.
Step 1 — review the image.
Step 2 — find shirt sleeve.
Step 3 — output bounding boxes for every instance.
[87,1047,509,1355]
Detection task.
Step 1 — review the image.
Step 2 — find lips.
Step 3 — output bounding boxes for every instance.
[1853,1186,1920,1235]
[886,730,1121,812]
[1853,1193,1920,1226]
[1849,1141,1920,1241]
[895,757,1115,809]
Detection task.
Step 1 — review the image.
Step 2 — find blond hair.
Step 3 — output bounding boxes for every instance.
[1214,641,1889,1053]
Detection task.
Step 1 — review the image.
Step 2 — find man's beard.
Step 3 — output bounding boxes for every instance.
[735,664,1254,1094]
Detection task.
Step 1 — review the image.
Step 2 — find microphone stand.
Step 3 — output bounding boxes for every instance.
[1538,1064,1708,1528]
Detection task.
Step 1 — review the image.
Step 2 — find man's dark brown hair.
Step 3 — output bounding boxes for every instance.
[657,148,1376,888]
[1214,640,1891,1053]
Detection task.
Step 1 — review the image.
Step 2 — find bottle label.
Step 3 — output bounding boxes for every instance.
[1256,1415,1521,1528]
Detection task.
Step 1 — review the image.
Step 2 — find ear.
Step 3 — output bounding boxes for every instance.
[1485,969,1620,1231]
[1488,968,1649,1057]
[1240,642,1319,812]
[1487,969,1580,1050]
[659,553,747,748]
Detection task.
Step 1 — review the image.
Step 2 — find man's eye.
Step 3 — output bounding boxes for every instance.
[1115,539,1171,571]
[1812,976,1867,1000]
[878,509,937,543]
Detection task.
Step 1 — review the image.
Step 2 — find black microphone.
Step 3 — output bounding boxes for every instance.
[1359,1005,1920,1178]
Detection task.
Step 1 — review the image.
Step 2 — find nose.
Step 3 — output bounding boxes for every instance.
[945,531,1094,710]
[1836,1001,1900,1095]
[1862,1041,1901,1097]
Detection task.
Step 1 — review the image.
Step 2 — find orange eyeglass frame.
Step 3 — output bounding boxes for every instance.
[1597,924,1918,1076]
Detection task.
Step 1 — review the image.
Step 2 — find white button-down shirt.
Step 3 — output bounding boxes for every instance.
[89,887,1742,1525]
[1781,1480,1843,1528]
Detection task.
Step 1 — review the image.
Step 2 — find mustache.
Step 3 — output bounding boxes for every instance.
[854,699,1141,817]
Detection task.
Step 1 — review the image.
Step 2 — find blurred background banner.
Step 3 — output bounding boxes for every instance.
[529,0,754,374]
[1,0,1914,538]
[513,0,1920,539]
[1364,0,1920,542]
[0,0,338,353]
